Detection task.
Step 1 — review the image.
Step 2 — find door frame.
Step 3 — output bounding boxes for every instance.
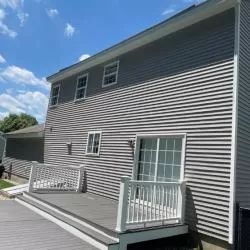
[132,133,187,182]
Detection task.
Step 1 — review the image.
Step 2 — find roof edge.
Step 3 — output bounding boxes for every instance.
[6,131,45,139]
[47,0,237,83]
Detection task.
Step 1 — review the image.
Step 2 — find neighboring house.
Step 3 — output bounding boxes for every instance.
[13,0,250,249]
[3,124,44,183]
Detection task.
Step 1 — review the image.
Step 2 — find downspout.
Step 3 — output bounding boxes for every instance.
[229,0,241,245]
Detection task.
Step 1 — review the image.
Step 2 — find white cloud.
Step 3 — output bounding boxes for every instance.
[0,0,23,10]
[0,0,29,27]
[0,8,4,19]
[79,54,90,62]
[0,8,17,38]
[162,8,176,16]
[64,23,75,37]
[17,11,28,26]
[0,93,26,114]
[183,0,206,4]
[46,8,58,19]
[17,91,48,121]
[6,88,13,94]
[0,91,49,122]
[0,53,6,63]
[0,20,17,38]
[0,65,50,90]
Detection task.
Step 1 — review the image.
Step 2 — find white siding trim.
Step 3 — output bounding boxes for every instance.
[229,3,240,245]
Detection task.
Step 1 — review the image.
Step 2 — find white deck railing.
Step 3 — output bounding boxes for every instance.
[116,177,186,232]
[28,161,84,193]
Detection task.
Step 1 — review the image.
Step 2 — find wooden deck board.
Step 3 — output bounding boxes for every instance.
[32,192,118,232]
[0,200,99,250]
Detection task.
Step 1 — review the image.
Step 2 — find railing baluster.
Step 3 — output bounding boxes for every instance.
[170,187,173,217]
[168,186,170,217]
[141,184,145,222]
[150,184,153,221]
[128,182,133,222]
[132,184,136,222]
[146,185,149,221]
[136,184,141,222]
[162,186,164,219]
[158,185,161,220]
[175,185,178,217]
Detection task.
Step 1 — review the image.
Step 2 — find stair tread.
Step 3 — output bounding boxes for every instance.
[17,195,118,246]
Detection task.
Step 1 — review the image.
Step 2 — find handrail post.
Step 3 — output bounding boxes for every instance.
[178,181,186,224]
[28,161,38,193]
[115,176,130,233]
[77,165,85,192]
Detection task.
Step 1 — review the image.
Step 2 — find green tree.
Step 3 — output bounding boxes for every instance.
[0,113,38,133]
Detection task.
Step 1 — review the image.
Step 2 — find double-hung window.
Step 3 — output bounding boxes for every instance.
[102,61,119,87]
[86,131,102,156]
[50,84,60,106]
[134,135,185,182]
[75,74,88,100]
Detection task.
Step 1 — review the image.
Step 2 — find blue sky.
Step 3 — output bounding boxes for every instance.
[0,0,202,122]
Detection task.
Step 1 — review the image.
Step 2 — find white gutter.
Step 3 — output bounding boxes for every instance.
[47,0,236,83]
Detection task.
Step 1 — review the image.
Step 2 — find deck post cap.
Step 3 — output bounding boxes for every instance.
[120,176,130,182]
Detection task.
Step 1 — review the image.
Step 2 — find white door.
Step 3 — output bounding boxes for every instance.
[135,136,184,182]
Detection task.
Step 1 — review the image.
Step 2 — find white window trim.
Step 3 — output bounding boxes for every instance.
[74,73,88,101]
[132,133,187,182]
[102,60,119,88]
[50,84,61,107]
[85,131,102,156]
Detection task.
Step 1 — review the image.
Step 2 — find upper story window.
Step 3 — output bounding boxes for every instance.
[86,131,102,156]
[75,74,88,100]
[102,61,119,87]
[50,84,60,106]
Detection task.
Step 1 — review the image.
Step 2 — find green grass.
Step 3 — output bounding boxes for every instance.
[0,180,15,189]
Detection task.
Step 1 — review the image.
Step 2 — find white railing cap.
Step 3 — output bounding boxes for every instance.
[36,163,82,170]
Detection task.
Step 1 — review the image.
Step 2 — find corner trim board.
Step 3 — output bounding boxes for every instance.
[228,2,240,245]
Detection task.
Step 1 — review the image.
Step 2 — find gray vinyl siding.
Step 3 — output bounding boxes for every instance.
[45,10,235,241]
[3,138,44,179]
[236,0,250,208]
